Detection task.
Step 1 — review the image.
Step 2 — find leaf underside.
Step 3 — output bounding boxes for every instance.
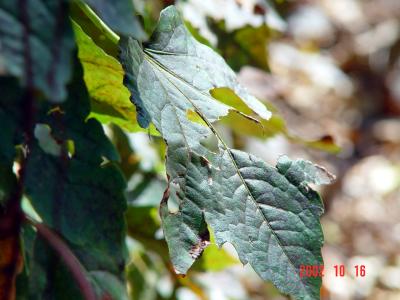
[120,6,334,300]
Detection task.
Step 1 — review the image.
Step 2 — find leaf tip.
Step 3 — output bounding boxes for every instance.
[277,155,336,186]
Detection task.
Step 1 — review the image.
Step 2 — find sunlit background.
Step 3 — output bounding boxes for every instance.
[121,1,400,299]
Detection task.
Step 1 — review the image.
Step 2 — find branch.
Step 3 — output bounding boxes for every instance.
[25,218,97,300]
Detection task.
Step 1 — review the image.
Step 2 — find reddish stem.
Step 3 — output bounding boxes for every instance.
[26,218,97,300]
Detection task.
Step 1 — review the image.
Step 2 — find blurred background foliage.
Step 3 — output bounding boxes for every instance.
[77,0,400,299]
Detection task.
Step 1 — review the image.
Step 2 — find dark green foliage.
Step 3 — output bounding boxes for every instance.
[0,0,75,102]
[0,78,22,207]
[25,61,127,274]
[0,77,24,166]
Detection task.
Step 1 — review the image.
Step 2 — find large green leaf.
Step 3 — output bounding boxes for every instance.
[120,6,334,300]
[161,152,333,300]
[23,59,127,298]
[0,0,75,102]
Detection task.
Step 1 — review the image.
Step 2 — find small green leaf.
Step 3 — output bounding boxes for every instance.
[73,22,141,132]
[210,22,272,71]
[210,87,254,115]
[211,88,340,152]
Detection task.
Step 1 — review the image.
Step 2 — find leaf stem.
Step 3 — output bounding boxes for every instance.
[25,217,97,300]
[74,0,120,44]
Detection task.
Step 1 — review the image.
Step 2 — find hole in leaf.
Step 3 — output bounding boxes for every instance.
[34,123,62,156]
